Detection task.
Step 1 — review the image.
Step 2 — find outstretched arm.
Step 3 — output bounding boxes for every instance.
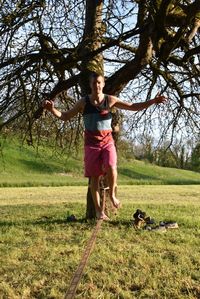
[42,98,85,121]
[112,93,167,111]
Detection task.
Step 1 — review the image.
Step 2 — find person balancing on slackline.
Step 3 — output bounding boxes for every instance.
[42,72,167,220]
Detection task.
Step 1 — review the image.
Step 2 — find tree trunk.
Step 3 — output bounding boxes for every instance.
[86,177,108,220]
[86,175,118,220]
[86,178,96,219]
[77,0,105,219]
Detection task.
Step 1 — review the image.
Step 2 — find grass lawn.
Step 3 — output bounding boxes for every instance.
[0,185,200,298]
[1,137,200,187]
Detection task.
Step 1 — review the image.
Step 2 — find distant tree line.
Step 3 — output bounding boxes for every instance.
[120,135,200,172]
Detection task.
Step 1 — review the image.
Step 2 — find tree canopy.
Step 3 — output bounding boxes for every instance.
[0,0,200,147]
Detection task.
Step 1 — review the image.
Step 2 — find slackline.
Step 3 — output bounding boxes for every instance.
[64,219,103,299]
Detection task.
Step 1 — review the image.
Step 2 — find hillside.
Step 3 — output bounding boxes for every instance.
[0,137,200,187]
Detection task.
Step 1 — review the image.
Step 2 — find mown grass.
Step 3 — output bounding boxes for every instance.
[118,160,200,185]
[0,137,86,187]
[1,185,200,298]
[1,137,200,187]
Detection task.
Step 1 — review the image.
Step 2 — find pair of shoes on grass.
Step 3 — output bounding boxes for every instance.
[145,221,179,232]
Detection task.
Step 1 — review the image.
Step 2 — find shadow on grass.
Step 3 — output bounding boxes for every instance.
[118,167,158,181]
[18,159,62,174]
[118,167,200,185]
[0,217,132,229]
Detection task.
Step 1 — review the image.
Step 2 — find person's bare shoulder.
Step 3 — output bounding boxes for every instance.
[107,94,119,108]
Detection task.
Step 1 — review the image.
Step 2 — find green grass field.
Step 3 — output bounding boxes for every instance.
[1,185,200,298]
[0,138,200,298]
[1,137,200,187]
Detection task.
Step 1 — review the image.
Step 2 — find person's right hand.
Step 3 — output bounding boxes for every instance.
[42,99,54,112]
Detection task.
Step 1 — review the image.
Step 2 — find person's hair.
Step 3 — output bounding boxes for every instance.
[89,72,104,82]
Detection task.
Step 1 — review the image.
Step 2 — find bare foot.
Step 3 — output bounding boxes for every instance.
[111,196,121,209]
[96,211,110,221]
